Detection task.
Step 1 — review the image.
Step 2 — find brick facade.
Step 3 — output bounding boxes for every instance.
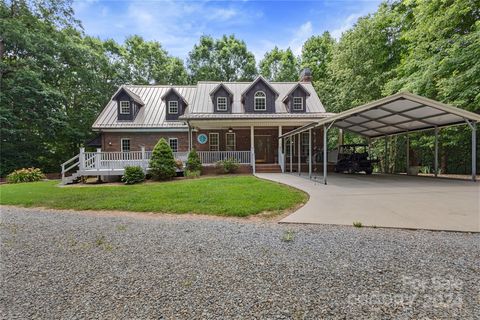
[100,126,324,164]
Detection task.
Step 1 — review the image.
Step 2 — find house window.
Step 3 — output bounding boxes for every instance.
[209,133,219,151]
[293,97,303,110]
[121,138,130,152]
[217,97,227,111]
[120,101,130,114]
[168,100,178,114]
[301,132,310,156]
[169,138,178,152]
[226,133,235,151]
[254,91,266,111]
[286,135,295,156]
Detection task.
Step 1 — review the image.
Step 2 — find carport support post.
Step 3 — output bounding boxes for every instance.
[282,135,286,173]
[308,129,312,179]
[297,133,301,175]
[384,135,388,173]
[406,134,409,174]
[434,127,439,177]
[289,137,293,173]
[323,125,328,185]
[471,121,477,182]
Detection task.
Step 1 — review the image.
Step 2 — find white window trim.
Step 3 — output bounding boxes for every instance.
[209,133,219,151]
[121,138,131,152]
[226,132,236,151]
[168,100,179,114]
[293,97,303,110]
[217,97,228,111]
[254,91,266,111]
[120,101,131,114]
[169,138,178,152]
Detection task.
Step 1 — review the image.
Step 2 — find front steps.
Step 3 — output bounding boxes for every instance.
[255,164,282,173]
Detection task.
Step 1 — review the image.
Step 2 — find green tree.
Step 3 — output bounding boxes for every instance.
[301,32,335,107]
[187,35,257,82]
[259,47,300,82]
[185,148,202,172]
[149,138,176,180]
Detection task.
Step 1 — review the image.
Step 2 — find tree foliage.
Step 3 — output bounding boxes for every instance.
[148,138,176,180]
[259,47,300,82]
[187,35,257,82]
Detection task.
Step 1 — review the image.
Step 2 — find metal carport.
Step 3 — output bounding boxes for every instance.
[279,92,480,184]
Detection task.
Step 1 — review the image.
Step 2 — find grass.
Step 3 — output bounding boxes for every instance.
[353,221,363,228]
[0,176,307,217]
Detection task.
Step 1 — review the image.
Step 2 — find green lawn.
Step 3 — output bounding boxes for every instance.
[0,176,307,217]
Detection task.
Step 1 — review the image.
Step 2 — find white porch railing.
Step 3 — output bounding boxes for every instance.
[197,151,251,165]
[61,148,252,182]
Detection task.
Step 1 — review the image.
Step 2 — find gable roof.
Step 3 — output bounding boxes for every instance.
[209,83,234,97]
[281,83,311,103]
[161,87,189,105]
[241,75,279,98]
[112,86,145,106]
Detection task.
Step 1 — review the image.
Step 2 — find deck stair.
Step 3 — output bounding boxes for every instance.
[255,164,282,173]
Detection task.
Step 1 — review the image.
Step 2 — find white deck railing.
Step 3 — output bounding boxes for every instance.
[62,148,252,179]
[198,151,251,164]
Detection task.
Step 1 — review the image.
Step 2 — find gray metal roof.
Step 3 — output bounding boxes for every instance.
[93,81,328,129]
[281,92,480,139]
[184,81,325,116]
[92,85,196,129]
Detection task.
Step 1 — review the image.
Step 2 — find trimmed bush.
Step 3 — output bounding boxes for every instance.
[149,138,176,180]
[185,148,202,172]
[121,166,145,184]
[7,167,45,183]
[184,169,201,179]
[215,158,239,174]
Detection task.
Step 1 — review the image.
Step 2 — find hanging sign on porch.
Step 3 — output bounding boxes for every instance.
[197,134,208,144]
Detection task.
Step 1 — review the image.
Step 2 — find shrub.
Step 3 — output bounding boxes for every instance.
[121,166,145,184]
[184,169,201,179]
[149,138,176,180]
[7,168,45,183]
[353,221,363,228]
[215,158,239,174]
[175,159,184,170]
[185,148,202,172]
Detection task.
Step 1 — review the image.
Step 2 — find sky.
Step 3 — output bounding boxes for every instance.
[73,0,383,61]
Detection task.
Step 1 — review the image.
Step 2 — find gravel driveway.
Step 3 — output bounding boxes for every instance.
[1,207,478,319]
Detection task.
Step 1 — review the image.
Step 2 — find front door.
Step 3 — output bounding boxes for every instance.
[254,135,271,163]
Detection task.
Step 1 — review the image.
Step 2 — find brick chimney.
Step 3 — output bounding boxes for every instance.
[299,68,312,82]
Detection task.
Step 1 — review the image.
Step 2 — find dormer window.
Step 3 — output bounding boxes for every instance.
[120,101,131,114]
[217,97,227,111]
[254,91,266,111]
[293,97,303,110]
[168,101,178,114]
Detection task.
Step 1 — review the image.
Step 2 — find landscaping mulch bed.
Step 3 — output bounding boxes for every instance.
[1,207,478,319]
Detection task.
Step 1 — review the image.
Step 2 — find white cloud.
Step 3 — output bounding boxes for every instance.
[288,21,313,55]
[330,13,363,39]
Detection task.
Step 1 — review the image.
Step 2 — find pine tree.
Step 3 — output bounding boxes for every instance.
[149,138,176,180]
[186,148,202,172]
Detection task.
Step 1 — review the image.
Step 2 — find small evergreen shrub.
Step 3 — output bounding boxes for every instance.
[7,168,45,183]
[149,138,176,180]
[184,169,201,179]
[185,148,202,172]
[215,158,239,174]
[121,166,145,184]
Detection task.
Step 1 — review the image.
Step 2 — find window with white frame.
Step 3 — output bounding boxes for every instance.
[301,132,310,156]
[168,100,178,114]
[121,138,131,152]
[286,135,296,156]
[254,91,266,111]
[217,97,227,111]
[209,133,219,151]
[120,101,131,114]
[226,133,235,151]
[169,138,178,152]
[293,97,303,110]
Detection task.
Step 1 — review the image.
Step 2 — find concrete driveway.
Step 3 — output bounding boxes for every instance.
[256,173,480,232]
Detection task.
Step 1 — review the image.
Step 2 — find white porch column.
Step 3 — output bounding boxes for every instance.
[434,127,439,177]
[289,136,293,173]
[323,125,328,185]
[282,136,287,173]
[141,145,146,170]
[188,124,192,151]
[278,125,282,165]
[297,133,301,175]
[79,147,85,171]
[95,148,101,171]
[250,125,255,174]
[308,129,312,179]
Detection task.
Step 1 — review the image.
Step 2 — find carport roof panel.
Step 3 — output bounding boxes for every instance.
[280,92,480,139]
